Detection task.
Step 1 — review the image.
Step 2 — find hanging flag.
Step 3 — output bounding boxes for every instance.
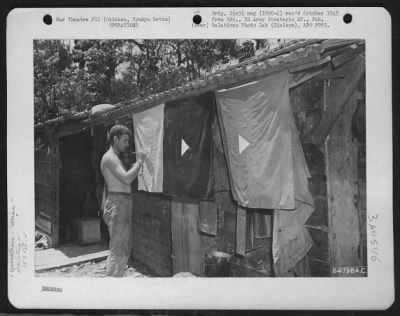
[132,103,164,192]
[216,71,314,274]
[215,70,294,209]
[163,92,215,200]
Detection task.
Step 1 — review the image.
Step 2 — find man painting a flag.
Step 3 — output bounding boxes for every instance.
[100,124,149,277]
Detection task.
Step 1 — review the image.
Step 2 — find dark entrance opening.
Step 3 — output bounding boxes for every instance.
[58,129,109,245]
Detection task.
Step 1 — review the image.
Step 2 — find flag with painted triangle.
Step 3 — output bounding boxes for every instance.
[163,92,215,200]
[132,103,164,192]
[215,70,295,209]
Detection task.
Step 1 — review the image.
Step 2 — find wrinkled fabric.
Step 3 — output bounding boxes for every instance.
[215,70,294,209]
[103,192,132,277]
[132,104,164,192]
[163,92,215,200]
[272,201,313,276]
[215,70,313,276]
[213,114,231,192]
[272,114,314,276]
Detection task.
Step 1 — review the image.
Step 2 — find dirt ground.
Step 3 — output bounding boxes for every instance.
[36,257,159,278]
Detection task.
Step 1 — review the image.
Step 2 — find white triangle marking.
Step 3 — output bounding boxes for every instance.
[238,134,250,154]
[181,138,190,156]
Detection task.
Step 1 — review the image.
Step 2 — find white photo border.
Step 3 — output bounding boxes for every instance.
[7,7,393,310]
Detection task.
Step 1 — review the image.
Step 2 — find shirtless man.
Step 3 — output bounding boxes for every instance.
[100,124,148,277]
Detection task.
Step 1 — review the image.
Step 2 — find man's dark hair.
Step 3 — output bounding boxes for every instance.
[108,124,132,146]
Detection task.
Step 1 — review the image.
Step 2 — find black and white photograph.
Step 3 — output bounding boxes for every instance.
[33,38,366,278]
[6,7,393,310]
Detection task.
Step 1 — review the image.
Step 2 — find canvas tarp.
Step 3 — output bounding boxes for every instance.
[163,92,215,200]
[215,70,314,276]
[215,70,294,209]
[132,103,165,192]
[272,117,314,276]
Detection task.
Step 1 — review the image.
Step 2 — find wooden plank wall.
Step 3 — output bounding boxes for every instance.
[351,79,367,268]
[127,58,365,278]
[303,144,331,276]
[357,141,367,267]
[131,192,172,276]
[171,199,202,275]
[289,58,365,276]
[34,131,59,247]
[290,81,331,276]
[200,135,274,277]
[356,92,367,267]
[325,80,362,274]
[198,191,236,276]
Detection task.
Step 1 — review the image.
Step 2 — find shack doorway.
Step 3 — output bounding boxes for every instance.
[58,129,108,246]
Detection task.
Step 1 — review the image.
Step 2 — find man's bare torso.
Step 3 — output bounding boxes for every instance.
[101,149,131,193]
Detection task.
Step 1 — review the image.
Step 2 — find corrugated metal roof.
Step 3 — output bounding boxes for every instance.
[35,39,364,131]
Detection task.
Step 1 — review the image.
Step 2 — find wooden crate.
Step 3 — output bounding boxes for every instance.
[73,217,101,245]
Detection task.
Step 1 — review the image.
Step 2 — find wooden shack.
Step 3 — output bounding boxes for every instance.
[35,39,366,277]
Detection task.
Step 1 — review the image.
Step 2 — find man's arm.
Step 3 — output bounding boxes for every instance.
[105,156,143,185]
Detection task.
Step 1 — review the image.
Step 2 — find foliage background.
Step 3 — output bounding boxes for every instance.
[34,39,284,123]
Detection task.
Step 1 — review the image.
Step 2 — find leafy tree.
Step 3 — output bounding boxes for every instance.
[34,40,72,121]
[34,39,274,124]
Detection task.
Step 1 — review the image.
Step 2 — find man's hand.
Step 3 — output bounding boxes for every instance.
[137,148,150,162]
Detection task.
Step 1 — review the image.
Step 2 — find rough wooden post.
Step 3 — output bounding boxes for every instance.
[312,55,365,149]
[325,79,362,275]
[53,132,60,247]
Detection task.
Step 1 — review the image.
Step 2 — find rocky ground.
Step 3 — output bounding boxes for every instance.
[36,257,159,278]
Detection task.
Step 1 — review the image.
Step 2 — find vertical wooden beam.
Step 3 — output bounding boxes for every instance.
[171,199,183,274]
[236,206,246,256]
[53,134,60,247]
[171,199,202,275]
[185,203,202,275]
[325,80,362,275]
[44,129,59,248]
[245,210,254,251]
